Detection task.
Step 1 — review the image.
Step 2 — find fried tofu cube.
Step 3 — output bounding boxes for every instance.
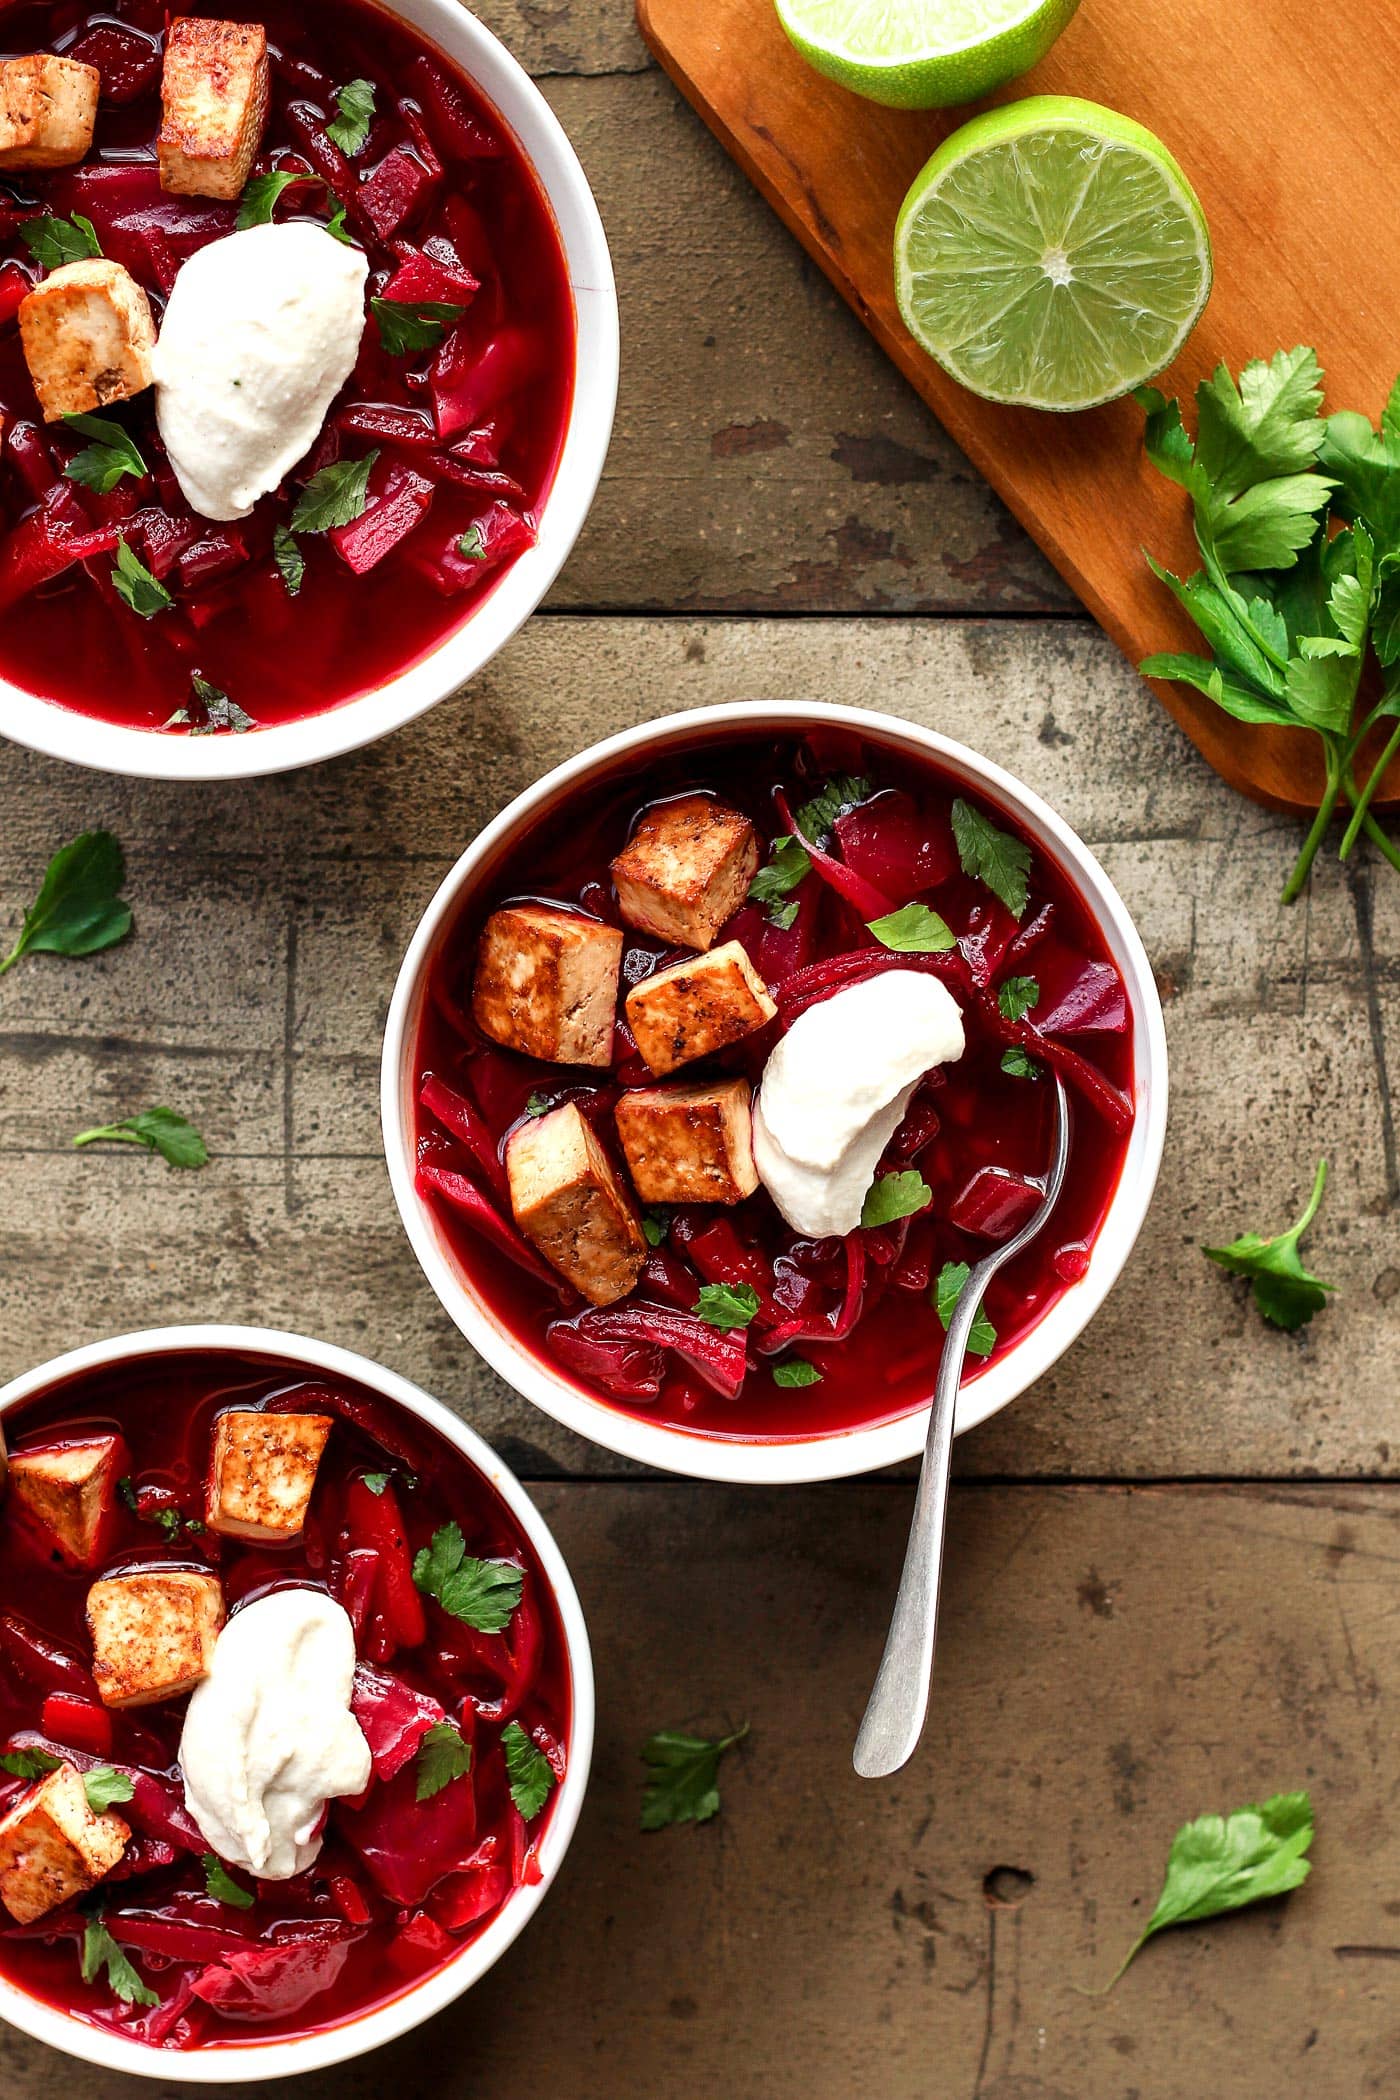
[473,904,623,1068]
[616,1078,759,1206]
[0,55,100,170]
[610,796,760,952]
[86,1570,224,1709]
[18,259,156,421]
[506,1102,647,1307]
[158,17,269,200]
[0,1763,129,1925]
[207,1410,333,1542]
[625,941,777,1077]
[8,1436,125,1568]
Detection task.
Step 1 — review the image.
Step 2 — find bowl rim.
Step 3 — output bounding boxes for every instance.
[380,698,1170,1484]
[0,1323,595,2081]
[0,0,619,783]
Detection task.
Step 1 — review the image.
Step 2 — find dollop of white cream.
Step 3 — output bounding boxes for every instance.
[179,1588,371,1881]
[153,223,369,522]
[753,971,966,1237]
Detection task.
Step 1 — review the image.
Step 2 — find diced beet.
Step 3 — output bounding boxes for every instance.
[191,1934,354,2019]
[68,22,162,102]
[1033,957,1129,1035]
[639,1243,702,1309]
[959,899,1018,986]
[834,791,957,900]
[407,54,504,161]
[947,1166,1044,1240]
[1003,901,1055,966]
[1054,1239,1092,1282]
[338,402,439,448]
[419,1073,508,1195]
[450,420,502,467]
[107,1835,181,1881]
[429,1863,511,1932]
[360,147,439,240]
[545,1321,664,1400]
[777,947,972,1027]
[337,1756,478,1907]
[0,1617,99,1700]
[5,420,57,501]
[41,1691,113,1758]
[420,452,525,503]
[0,261,29,329]
[0,501,120,614]
[557,1305,748,1401]
[343,1477,427,1650]
[455,499,536,571]
[131,506,202,580]
[282,101,359,211]
[776,788,894,922]
[399,101,444,179]
[114,1916,258,1965]
[387,1911,455,1971]
[178,527,251,591]
[431,326,540,437]
[329,464,434,575]
[351,1664,445,1781]
[382,249,479,309]
[417,1158,564,1290]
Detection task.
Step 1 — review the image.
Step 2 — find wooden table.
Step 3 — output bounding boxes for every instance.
[2,3,1398,2091]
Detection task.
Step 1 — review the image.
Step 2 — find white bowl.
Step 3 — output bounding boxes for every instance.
[382,701,1169,1485]
[0,0,617,782]
[0,1325,594,2081]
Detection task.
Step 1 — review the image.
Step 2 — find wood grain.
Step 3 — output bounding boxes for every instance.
[635,0,1400,812]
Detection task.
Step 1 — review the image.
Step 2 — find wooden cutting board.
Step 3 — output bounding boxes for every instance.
[635,0,1400,813]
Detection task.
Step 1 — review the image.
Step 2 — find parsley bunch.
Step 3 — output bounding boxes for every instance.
[1138,350,1400,902]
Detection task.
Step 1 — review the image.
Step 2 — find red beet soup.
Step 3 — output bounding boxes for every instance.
[0,0,574,732]
[0,1351,572,2050]
[411,726,1138,1442]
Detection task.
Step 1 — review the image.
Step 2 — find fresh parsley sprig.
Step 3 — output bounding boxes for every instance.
[81,1907,159,2007]
[1139,352,1400,902]
[861,1169,931,1229]
[693,1282,759,1330]
[72,1107,209,1169]
[203,1853,255,1908]
[867,902,956,953]
[327,78,376,158]
[111,538,172,620]
[372,298,465,356]
[951,799,1030,919]
[83,1766,134,1814]
[290,453,378,535]
[640,1723,748,1831]
[501,1721,554,1820]
[21,212,101,268]
[748,835,811,928]
[0,831,132,977]
[0,1747,61,1779]
[934,1260,996,1358]
[415,1720,473,1802]
[62,413,148,495]
[1203,1158,1334,1330]
[412,1521,523,1634]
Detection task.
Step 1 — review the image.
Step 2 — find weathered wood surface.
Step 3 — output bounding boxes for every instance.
[0,619,1394,1480]
[4,1483,1395,2098]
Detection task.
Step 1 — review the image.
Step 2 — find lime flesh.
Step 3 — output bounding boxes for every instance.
[894,97,1213,411]
[775,0,1081,109]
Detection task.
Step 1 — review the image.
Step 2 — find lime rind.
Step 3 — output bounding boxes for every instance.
[775,0,1081,110]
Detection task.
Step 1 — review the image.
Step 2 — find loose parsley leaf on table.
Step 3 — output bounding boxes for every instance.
[640,1723,748,1832]
[794,774,871,846]
[1202,1157,1334,1330]
[415,1721,473,1802]
[21,212,101,267]
[501,1721,554,1820]
[0,831,132,977]
[861,1170,931,1229]
[237,168,318,229]
[81,1911,159,2007]
[327,77,376,157]
[72,1107,209,1169]
[772,1358,822,1388]
[951,799,1030,919]
[0,1748,61,1779]
[867,902,956,953]
[290,452,379,534]
[693,1282,759,1330]
[83,1767,134,1814]
[934,1260,997,1358]
[112,537,172,619]
[748,834,811,927]
[413,1521,523,1634]
[372,298,466,355]
[203,1854,255,1908]
[62,414,147,495]
[1094,1791,1314,1991]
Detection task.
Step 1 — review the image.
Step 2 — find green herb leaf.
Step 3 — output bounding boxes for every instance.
[641,1723,748,1831]
[62,413,148,495]
[793,774,871,846]
[693,1282,759,1330]
[362,1472,389,1496]
[273,525,306,596]
[951,799,1030,920]
[457,525,486,559]
[0,1748,62,1779]
[194,675,255,735]
[641,1210,669,1247]
[997,975,1039,1022]
[111,537,172,620]
[202,1853,255,1908]
[83,1767,134,1815]
[72,1107,208,1169]
[772,1358,822,1388]
[21,212,101,267]
[371,297,466,356]
[236,168,317,229]
[934,1261,997,1358]
[413,1522,524,1634]
[80,1914,159,2007]
[748,835,811,924]
[524,1092,552,1118]
[1097,1791,1314,1991]
[867,902,957,953]
[1001,1046,1041,1081]
[326,202,353,246]
[1202,1158,1334,1330]
[501,1720,555,1820]
[327,77,376,157]
[290,453,378,534]
[414,1720,473,1802]
[0,830,132,977]
[861,1169,931,1229]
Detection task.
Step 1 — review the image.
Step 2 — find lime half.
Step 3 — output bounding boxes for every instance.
[775,0,1081,110]
[894,97,1213,411]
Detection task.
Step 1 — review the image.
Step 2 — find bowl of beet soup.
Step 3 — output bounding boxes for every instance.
[382,703,1168,1485]
[0,1326,593,2078]
[0,0,616,779]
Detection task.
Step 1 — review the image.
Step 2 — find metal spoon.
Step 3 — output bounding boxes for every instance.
[853,1075,1071,1779]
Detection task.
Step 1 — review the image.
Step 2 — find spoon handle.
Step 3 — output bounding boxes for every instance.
[850,1273,982,1779]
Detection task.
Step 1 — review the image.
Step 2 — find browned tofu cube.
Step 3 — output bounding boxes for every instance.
[18,259,156,422]
[473,904,623,1068]
[0,55,100,170]
[616,1078,759,1206]
[506,1102,647,1307]
[610,795,760,952]
[207,1410,333,1542]
[0,1763,129,1925]
[625,941,777,1077]
[9,1436,125,1568]
[86,1570,224,1709]
[157,17,269,199]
